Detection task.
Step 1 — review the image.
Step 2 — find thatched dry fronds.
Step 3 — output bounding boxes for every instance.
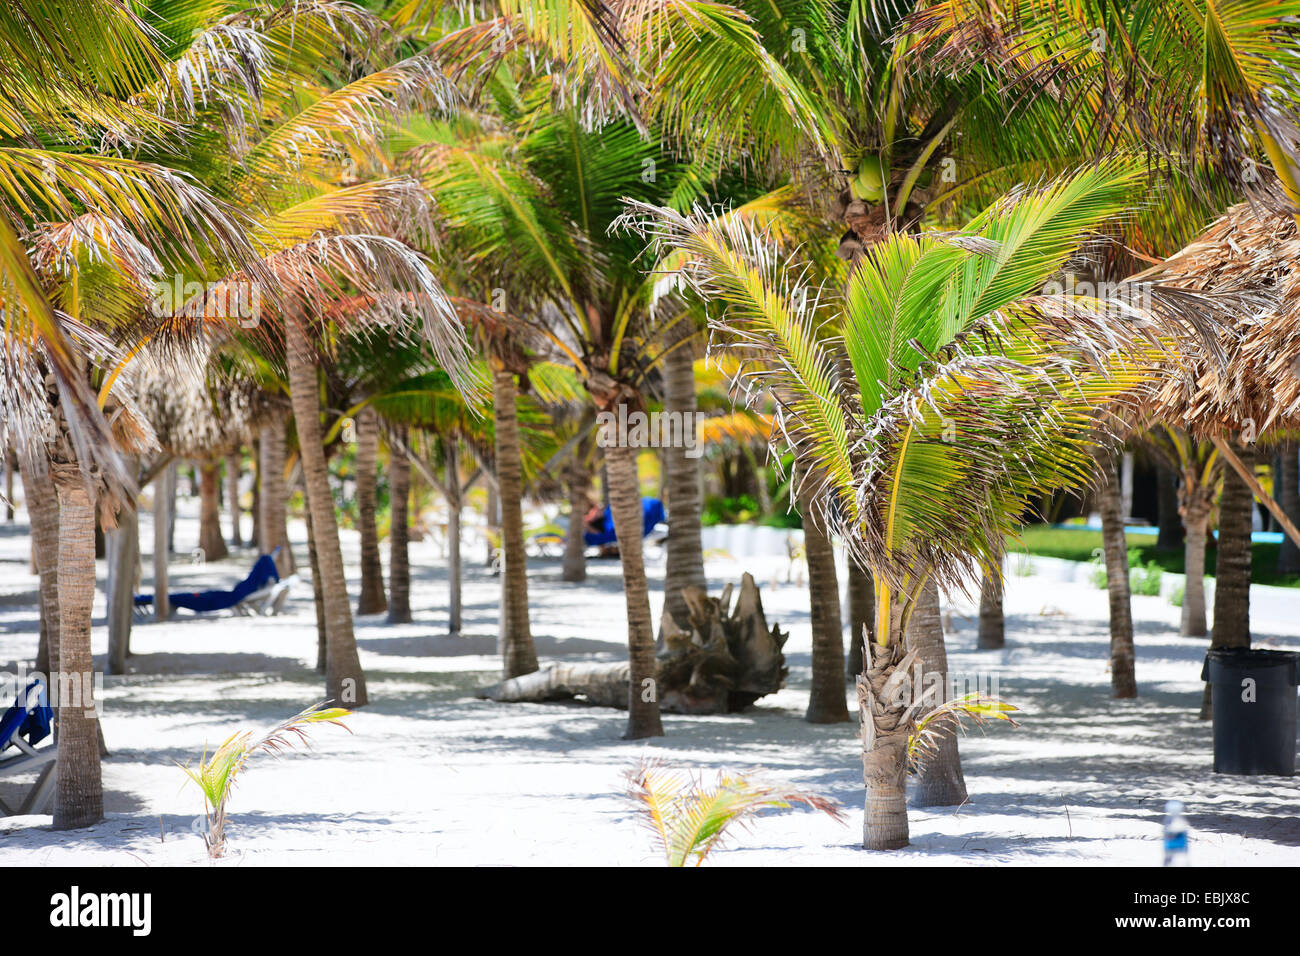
[132,349,268,461]
[1139,191,1300,439]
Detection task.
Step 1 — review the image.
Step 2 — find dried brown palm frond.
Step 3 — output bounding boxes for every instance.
[0,149,268,287]
[132,354,265,461]
[267,233,472,387]
[1137,182,1300,439]
[429,5,640,130]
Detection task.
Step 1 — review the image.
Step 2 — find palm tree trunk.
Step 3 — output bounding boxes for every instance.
[225,452,242,547]
[446,437,462,634]
[259,412,294,576]
[1278,441,1300,574]
[1203,440,1254,719]
[355,408,388,615]
[977,567,1005,649]
[910,579,968,807]
[562,447,590,583]
[250,437,262,548]
[287,308,369,708]
[1181,507,1210,637]
[387,425,412,625]
[23,465,59,682]
[4,447,15,522]
[197,461,229,562]
[105,477,139,675]
[1155,464,1184,552]
[302,497,327,673]
[859,591,910,850]
[153,465,172,622]
[660,343,706,631]
[485,483,499,567]
[846,555,874,677]
[52,472,103,830]
[493,363,538,678]
[799,471,849,723]
[1097,450,1137,698]
[166,462,177,555]
[602,438,664,739]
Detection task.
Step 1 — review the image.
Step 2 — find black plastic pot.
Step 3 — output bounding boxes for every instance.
[1201,649,1300,775]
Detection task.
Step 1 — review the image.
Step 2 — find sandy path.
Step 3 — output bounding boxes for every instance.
[0,503,1297,866]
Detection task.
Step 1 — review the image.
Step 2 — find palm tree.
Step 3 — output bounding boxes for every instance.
[387,424,414,624]
[258,408,296,576]
[225,451,243,547]
[562,433,595,583]
[659,329,709,630]
[909,579,967,806]
[1133,193,1300,722]
[197,462,231,562]
[0,0,295,827]
[491,352,539,677]
[130,4,475,707]
[846,555,876,675]
[1146,427,1224,636]
[629,162,1207,848]
[413,79,716,737]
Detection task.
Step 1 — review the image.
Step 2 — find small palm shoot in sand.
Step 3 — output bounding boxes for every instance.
[179,703,352,859]
[625,759,846,866]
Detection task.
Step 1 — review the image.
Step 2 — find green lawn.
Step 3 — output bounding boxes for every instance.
[1010,526,1300,589]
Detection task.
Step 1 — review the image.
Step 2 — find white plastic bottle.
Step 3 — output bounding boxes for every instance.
[1163,800,1189,866]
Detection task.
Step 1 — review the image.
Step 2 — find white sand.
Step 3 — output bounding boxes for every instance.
[1,501,1298,866]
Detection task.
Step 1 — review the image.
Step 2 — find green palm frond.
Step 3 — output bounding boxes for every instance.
[905,0,1300,205]
[625,758,845,867]
[634,0,842,169]
[0,0,173,140]
[178,702,351,858]
[232,50,458,195]
[621,164,1216,621]
[906,693,1019,770]
[617,197,862,530]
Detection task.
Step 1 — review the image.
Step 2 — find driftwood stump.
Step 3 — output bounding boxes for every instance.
[476,574,788,714]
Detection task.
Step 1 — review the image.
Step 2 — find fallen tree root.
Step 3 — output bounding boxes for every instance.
[475,573,788,714]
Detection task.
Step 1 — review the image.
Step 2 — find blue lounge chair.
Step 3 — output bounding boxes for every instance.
[135,551,290,617]
[0,678,56,816]
[584,498,667,547]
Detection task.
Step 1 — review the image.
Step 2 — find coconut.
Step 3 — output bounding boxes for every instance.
[850,153,888,203]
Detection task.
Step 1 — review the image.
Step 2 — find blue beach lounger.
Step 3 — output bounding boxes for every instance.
[0,679,55,816]
[134,551,291,617]
[584,497,667,548]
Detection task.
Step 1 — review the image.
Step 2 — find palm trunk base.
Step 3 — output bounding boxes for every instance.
[863,780,909,850]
